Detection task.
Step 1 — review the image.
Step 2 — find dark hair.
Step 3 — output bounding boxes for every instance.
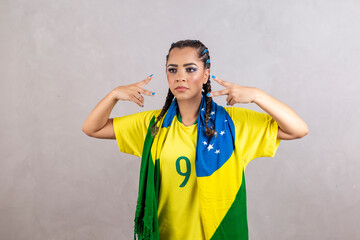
[151,39,216,137]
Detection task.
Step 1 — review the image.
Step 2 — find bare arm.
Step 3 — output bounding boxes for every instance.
[252,88,309,140]
[82,75,155,139]
[209,75,309,140]
[81,91,119,139]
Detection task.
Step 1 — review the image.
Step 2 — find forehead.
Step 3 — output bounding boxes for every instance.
[167,47,200,63]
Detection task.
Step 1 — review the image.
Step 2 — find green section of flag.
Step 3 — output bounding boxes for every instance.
[210,170,249,240]
[134,116,160,240]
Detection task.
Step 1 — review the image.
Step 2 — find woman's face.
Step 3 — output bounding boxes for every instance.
[166,47,209,102]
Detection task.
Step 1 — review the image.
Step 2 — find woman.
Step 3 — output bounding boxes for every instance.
[82,39,308,240]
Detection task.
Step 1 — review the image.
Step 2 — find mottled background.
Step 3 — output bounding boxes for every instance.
[1,0,359,239]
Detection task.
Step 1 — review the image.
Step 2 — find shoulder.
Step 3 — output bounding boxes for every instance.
[223,106,259,118]
[113,109,163,125]
[112,109,164,139]
[223,106,272,122]
[131,109,163,119]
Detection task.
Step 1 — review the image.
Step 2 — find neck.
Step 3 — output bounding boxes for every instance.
[177,94,202,126]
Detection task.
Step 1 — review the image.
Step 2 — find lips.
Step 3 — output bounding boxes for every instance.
[175,86,189,91]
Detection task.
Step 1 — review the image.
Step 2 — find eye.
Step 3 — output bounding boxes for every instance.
[186,67,197,73]
[168,68,177,73]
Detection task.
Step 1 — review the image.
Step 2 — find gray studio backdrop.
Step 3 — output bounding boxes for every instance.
[1,0,359,239]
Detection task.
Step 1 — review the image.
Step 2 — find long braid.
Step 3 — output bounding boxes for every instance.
[203,80,216,137]
[198,41,215,137]
[150,89,174,136]
[153,39,215,137]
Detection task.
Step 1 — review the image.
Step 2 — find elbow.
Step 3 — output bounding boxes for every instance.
[303,123,309,136]
[82,126,94,137]
[82,129,91,137]
[303,127,309,137]
[286,126,309,140]
[296,125,309,139]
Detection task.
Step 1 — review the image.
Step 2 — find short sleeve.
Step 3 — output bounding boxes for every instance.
[113,110,160,157]
[225,107,281,166]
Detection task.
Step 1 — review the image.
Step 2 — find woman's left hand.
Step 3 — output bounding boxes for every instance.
[207,76,259,106]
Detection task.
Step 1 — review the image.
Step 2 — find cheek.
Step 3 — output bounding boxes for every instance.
[167,76,175,86]
[189,75,204,86]
[166,73,173,83]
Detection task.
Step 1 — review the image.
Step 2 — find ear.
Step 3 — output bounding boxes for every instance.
[203,68,210,84]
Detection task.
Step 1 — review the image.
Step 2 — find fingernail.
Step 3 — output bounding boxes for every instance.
[212,75,216,79]
[226,103,229,106]
[149,74,153,77]
[152,92,156,95]
[206,93,211,97]
[142,105,144,107]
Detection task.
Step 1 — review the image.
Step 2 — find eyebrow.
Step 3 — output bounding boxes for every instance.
[167,63,198,67]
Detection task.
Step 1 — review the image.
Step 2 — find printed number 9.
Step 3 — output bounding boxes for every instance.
[175,156,191,187]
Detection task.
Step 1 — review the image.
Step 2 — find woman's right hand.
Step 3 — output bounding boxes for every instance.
[111,74,156,107]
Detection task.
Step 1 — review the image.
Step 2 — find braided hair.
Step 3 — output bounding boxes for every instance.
[151,39,216,137]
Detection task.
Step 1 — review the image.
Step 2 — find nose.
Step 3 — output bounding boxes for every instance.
[175,71,186,82]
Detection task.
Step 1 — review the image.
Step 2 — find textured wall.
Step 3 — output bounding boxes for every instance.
[1,0,359,239]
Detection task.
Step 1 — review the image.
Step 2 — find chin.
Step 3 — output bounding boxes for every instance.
[174,95,189,101]
[174,92,201,102]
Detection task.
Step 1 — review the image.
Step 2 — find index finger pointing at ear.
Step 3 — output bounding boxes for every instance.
[212,76,231,87]
[138,74,154,87]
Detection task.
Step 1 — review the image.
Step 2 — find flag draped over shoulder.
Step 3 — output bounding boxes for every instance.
[134,93,249,240]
